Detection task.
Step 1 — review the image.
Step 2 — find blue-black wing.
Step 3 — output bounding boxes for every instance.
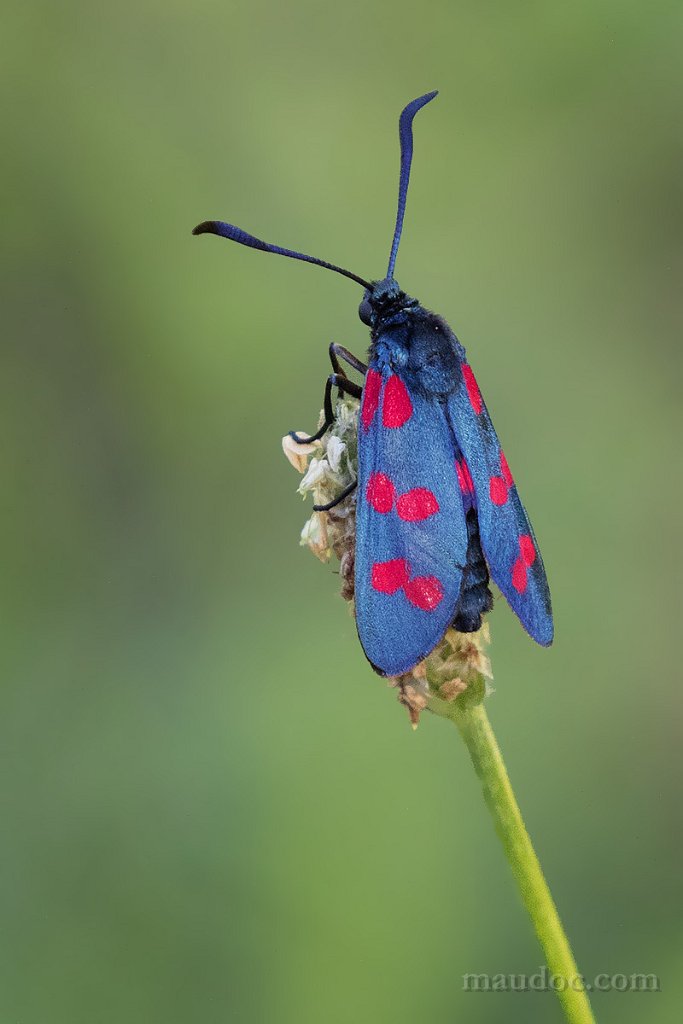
[447,363,553,645]
[355,366,469,676]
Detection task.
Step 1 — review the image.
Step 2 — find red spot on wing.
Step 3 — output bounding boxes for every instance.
[382,375,413,428]
[361,369,382,430]
[489,476,509,506]
[462,364,482,415]
[519,534,536,566]
[512,557,528,594]
[500,451,514,488]
[512,535,536,593]
[396,488,439,522]
[372,559,409,594]
[371,559,444,612]
[366,472,395,514]
[404,575,444,611]
[456,458,474,494]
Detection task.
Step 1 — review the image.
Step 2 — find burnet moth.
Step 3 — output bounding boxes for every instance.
[193,91,553,676]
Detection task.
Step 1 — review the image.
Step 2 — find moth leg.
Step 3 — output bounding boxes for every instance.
[313,479,357,512]
[289,373,362,445]
[328,342,368,378]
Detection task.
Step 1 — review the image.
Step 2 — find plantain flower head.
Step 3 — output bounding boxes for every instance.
[283,392,492,725]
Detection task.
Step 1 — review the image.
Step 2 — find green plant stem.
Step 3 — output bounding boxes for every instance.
[449,698,596,1024]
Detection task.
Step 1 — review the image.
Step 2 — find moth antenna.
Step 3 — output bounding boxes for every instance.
[192,221,372,290]
[387,91,438,280]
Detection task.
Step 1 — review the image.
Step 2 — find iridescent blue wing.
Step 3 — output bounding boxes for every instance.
[447,363,553,645]
[355,365,469,676]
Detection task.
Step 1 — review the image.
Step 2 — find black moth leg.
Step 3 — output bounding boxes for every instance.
[328,342,368,378]
[289,343,367,445]
[313,479,357,512]
[291,341,365,509]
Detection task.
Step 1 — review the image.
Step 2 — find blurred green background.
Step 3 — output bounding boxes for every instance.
[2,1,681,1021]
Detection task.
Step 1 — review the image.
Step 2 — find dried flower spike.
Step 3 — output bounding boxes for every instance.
[284,395,495,727]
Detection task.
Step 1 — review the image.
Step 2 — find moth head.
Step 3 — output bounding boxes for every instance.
[359,278,414,327]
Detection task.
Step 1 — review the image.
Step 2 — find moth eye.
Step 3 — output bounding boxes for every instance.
[358,297,373,326]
